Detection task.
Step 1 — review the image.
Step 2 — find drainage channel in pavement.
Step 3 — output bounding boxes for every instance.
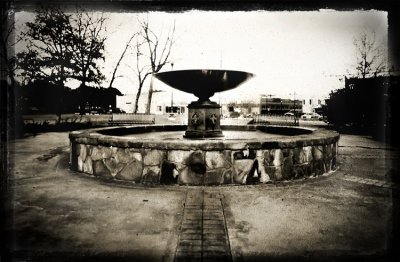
[174,189,232,262]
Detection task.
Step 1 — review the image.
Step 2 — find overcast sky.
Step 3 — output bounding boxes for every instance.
[16,10,388,104]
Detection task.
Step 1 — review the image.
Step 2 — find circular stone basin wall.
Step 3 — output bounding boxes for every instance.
[69,125,339,185]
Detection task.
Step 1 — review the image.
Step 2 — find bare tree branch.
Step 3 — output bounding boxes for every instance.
[130,17,175,113]
[353,32,386,78]
[108,32,137,89]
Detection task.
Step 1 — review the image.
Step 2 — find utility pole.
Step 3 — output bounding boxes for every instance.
[170,62,174,112]
[290,92,298,125]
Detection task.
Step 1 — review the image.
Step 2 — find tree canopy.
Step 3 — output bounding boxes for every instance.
[17,6,107,87]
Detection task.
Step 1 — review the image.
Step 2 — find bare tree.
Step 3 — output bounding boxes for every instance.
[353,32,386,78]
[132,17,175,114]
[108,33,136,89]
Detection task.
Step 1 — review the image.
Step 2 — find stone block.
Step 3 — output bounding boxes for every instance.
[79,144,87,162]
[304,163,313,177]
[223,169,234,184]
[312,145,324,161]
[75,142,81,157]
[233,148,256,160]
[263,150,274,166]
[114,148,132,163]
[90,146,103,161]
[111,146,118,154]
[332,142,338,155]
[292,164,306,178]
[312,159,326,175]
[273,149,283,167]
[128,151,142,162]
[331,156,337,170]
[257,162,270,183]
[324,159,332,173]
[115,158,144,181]
[160,161,178,184]
[303,146,313,163]
[93,160,113,179]
[70,142,78,170]
[282,148,292,157]
[246,166,261,184]
[141,166,161,184]
[293,147,307,164]
[265,166,276,181]
[185,151,206,174]
[101,146,113,159]
[104,157,126,177]
[144,149,165,166]
[282,151,294,179]
[168,150,192,164]
[175,163,187,174]
[228,142,249,150]
[266,165,283,181]
[275,166,283,180]
[77,157,84,172]
[233,159,255,184]
[263,149,283,167]
[204,169,224,185]
[178,166,204,185]
[206,151,231,169]
[256,150,263,158]
[83,156,93,174]
[256,150,270,183]
[325,143,333,159]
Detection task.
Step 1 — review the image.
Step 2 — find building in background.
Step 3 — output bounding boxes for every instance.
[153,103,187,115]
[117,91,188,116]
[116,94,135,113]
[300,96,326,114]
[220,102,260,117]
[259,96,302,115]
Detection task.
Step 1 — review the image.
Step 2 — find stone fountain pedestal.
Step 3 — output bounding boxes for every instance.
[185,100,222,138]
[153,69,253,138]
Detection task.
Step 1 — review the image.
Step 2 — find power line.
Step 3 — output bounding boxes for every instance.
[324,70,400,78]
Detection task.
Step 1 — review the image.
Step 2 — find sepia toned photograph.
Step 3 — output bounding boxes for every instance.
[1,0,399,261]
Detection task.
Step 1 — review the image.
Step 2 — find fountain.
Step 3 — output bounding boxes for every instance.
[69,69,339,185]
[154,69,253,138]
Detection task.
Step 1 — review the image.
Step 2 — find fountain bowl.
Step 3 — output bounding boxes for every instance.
[154,69,253,101]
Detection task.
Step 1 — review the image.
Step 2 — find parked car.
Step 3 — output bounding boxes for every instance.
[112,107,126,114]
[284,112,294,117]
[301,112,323,120]
[229,112,240,118]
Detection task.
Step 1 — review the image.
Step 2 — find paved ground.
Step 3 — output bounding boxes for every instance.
[4,130,400,261]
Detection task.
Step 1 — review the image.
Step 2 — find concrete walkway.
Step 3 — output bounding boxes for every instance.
[4,131,400,261]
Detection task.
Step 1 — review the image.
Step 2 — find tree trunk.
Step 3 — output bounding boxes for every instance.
[134,83,143,114]
[145,76,154,114]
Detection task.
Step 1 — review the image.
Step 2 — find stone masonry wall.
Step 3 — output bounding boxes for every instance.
[70,141,338,185]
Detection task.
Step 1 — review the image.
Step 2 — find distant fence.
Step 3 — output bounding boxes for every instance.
[22,114,112,125]
[109,113,155,126]
[220,117,254,126]
[253,114,299,126]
